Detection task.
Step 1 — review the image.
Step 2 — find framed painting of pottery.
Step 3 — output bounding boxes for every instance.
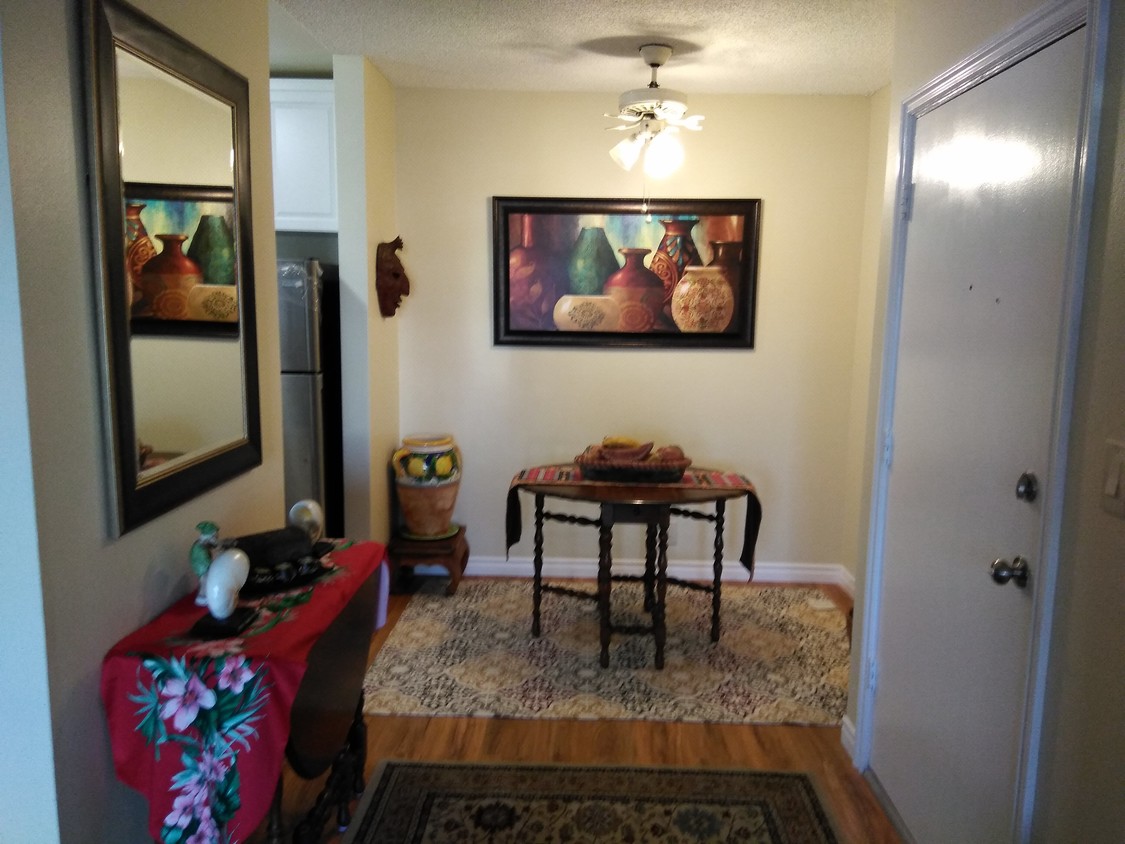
[492,196,761,348]
[125,182,240,337]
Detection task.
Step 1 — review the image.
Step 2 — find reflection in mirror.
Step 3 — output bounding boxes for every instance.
[115,49,233,186]
[132,335,246,480]
[86,0,260,533]
[115,49,246,481]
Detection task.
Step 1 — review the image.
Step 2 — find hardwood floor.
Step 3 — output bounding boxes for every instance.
[250,581,901,843]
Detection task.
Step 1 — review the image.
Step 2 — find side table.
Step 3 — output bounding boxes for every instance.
[507,466,761,669]
[101,541,386,843]
[387,525,469,595]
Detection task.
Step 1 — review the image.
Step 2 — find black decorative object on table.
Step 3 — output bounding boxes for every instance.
[229,527,335,598]
[188,606,259,640]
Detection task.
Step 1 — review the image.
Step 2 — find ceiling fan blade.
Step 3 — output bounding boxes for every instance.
[604,112,641,123]
[670,114,705,131]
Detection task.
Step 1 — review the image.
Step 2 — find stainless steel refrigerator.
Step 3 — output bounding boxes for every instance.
[278,259,344,536]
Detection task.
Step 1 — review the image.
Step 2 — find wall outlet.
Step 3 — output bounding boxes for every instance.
[1102,439,1125,518]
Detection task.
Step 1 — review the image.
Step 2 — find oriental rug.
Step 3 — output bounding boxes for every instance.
[362,578,849,724]
[342,761,839,843]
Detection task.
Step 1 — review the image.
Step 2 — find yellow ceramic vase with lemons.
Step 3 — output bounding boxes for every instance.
[391,433,462,539]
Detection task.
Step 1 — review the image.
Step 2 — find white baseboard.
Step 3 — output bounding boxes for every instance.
[840,715,858,761]
[417,555,854,595]
[753,561,855,596]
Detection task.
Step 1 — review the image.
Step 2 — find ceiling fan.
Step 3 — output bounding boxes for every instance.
[606,43,704,176]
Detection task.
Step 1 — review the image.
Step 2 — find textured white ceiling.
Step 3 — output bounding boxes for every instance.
[271,0,893,95]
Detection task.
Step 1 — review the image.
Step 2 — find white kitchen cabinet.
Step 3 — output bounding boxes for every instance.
[270,78,338,232]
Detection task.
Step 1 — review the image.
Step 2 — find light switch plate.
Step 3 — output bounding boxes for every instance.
[1102,439,1125,517]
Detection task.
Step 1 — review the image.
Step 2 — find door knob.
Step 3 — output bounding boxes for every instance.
[990,557,1030,588]
[1016,472,1039,502]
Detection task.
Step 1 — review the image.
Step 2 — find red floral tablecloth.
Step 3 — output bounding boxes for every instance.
[101,540,386,843]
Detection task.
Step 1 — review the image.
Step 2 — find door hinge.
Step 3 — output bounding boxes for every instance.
[900,182,915,222]
[867,656,878,697]
[882,433,894,469]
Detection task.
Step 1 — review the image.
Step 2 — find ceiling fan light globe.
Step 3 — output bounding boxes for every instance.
[643,131,684,179]
[610,134,644,171]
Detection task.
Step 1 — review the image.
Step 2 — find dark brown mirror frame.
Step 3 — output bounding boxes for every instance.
[84,0,261,534]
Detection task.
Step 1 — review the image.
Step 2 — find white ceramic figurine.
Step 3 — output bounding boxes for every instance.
[205,547,250,620]
[288,499,325,542]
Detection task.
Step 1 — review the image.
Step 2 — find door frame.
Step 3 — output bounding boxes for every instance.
[853,0,1108,839]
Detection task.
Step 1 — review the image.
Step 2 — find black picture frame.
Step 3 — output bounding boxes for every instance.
[492,196,760,348]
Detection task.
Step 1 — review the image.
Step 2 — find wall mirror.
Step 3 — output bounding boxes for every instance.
[86,0,261,533]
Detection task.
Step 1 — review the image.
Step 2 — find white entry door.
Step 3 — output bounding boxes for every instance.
[868,20,1091,844]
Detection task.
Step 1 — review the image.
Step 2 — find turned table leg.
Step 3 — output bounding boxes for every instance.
[654,511,669,669]
[292,694,368,842]
[532,493,545,637]
[643,522,657,611]
[349,694,367,798]
[598,507,613,668]
[711,500,725,642]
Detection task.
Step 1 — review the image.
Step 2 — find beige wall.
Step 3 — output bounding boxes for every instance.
[5,0,1117,839]
[395,90,881,574]
[854,0,1125,839]
[1036,0,1125,837]
[132,335,245,454]
[0,1,282,839]
[333,56,400,543]
[119,68,234,186]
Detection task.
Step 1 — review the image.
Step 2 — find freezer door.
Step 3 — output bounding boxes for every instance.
[282,372,325,508]
[278,259,321,373]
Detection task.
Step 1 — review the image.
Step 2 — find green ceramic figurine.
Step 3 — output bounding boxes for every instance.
[190,521,221,605]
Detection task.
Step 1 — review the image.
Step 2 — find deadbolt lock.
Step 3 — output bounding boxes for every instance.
[990,556,1030,588]
[1016,472,1039,502]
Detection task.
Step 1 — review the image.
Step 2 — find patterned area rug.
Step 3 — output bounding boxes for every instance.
[342,761,839,843]
[363,578,849,724]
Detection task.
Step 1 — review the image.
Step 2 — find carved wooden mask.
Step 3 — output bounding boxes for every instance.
[376,237,409,317]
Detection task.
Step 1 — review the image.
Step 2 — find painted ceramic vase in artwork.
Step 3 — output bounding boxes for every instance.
[124,202,156,314]
[708,240,743,316]
[508,213,562,329]
[552,295,621,332]
[603,248,665,332]
[671,266,735,332]
[186,284,239,322]
[649,218,702,319]
[186,214,236,286]
[566,226,619,295]
[391,433,462,538]
[140,234,202,319]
